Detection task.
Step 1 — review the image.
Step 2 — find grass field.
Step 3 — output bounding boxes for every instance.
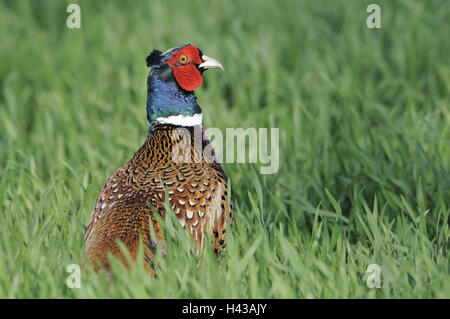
[0,0,449,298]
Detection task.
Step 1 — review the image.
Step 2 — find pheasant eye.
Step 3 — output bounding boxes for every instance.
[178,54,189,64]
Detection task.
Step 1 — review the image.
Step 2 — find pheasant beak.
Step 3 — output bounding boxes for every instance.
[199,55,224,71]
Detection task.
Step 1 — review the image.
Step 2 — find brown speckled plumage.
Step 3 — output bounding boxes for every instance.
[83,124,233,273]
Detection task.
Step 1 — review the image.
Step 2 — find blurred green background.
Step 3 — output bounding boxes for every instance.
[0,0,448,298]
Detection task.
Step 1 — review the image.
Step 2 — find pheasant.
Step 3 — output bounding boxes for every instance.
[83,44,233,274]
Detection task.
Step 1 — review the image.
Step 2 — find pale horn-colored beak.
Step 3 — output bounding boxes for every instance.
[199,55,224,71]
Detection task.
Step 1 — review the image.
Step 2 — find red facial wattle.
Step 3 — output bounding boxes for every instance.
[165,45,204,92]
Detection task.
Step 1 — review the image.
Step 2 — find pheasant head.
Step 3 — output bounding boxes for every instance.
[145,44,224,128]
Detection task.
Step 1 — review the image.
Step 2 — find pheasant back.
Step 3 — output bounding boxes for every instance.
[83,124,233,273]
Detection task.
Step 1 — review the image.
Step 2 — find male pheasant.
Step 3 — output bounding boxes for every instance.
[83,44,233,274]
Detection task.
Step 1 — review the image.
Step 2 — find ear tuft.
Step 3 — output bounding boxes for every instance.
[146,50,162,67]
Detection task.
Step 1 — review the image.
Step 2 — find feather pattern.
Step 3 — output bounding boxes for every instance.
[83,124,233,273]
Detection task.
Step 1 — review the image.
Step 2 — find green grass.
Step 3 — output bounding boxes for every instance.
[0,0,449,298]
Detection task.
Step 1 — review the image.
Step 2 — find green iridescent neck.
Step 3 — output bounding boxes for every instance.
[146,65,201,129]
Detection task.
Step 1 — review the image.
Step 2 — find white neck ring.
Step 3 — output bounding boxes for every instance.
[154,113,203,127]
